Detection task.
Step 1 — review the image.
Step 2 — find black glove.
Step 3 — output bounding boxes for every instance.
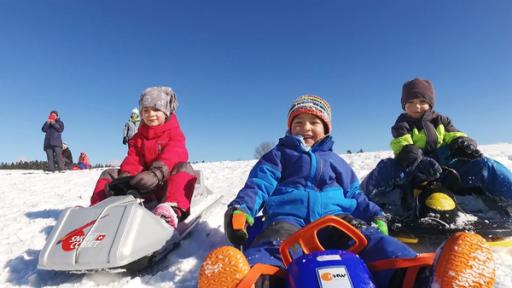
[395,144,423,168]
[123,136,128,145]
[449,137,482,160]
[105,173,134,196]
[224,207,253,247]
[317,214,368,250]
[337,214,368,230]
[413,157,442,184]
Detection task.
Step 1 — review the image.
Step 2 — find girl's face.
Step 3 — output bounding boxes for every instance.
[141,107,166,126]
[291,113,326,147]
[404,98,431,119]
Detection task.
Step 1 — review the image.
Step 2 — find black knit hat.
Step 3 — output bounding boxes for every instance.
[401,78,435,110]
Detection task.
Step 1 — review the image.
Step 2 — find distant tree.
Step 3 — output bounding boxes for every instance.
[346,150,352,154]
[0,160,117,170]
[254,141,275,159]
[358,148,364,153]
[0,160,48,170]
[92,163,113,169]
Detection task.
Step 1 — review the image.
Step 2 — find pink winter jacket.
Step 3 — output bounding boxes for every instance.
[120,114,188,175]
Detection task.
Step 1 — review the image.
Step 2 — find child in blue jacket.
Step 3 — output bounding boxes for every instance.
[198,95,495,288]
[228,95,387,235]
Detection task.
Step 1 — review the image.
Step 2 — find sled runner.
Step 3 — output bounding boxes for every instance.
[38,170,222,272]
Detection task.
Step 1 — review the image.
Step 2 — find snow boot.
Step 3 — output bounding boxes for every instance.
[431,231,495,288]
[198,246,251,288]
[153,202,179,229]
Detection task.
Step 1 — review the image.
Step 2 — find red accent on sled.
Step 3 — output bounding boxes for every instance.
[60,229,86,251]
[57,214,108,252]
[279,215,368,267]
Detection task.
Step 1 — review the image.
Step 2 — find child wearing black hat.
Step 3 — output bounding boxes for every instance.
[362,77,512,204]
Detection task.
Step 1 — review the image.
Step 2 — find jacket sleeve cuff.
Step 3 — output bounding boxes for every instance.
[150,161,171,184]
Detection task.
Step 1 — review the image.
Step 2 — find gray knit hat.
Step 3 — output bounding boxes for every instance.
[139,86,178,117]
[401,78,435,110]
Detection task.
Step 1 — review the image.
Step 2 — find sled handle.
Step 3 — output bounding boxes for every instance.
[236,264,287,288]
[279,215,368,267]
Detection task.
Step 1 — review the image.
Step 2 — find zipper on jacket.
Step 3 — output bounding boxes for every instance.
[306,149,319,222]
[307,150,317,188]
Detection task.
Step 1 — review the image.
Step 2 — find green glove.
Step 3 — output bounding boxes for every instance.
[373,218,389,235]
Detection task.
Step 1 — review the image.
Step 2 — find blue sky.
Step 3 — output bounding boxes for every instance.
[1,0,511,164]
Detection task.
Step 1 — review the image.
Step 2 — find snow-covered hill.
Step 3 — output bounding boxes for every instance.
[1,143,512,287]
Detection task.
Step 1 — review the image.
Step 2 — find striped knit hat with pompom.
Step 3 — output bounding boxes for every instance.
[287,94,332,134]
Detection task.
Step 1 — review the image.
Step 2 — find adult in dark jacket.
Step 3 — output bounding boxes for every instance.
[42,110,65,171]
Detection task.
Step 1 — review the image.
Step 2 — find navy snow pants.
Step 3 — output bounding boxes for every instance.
[361,156,512,201]
[244,221,417,288]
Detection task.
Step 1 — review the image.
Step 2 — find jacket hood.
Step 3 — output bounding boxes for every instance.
[138,114,179,140]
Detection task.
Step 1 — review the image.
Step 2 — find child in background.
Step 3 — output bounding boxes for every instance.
[90,87,197,229]
[77,152,92,169]
[361,77,512,204]
[123,108,141,145]
[61,143,73,170]
[198,95,495,288]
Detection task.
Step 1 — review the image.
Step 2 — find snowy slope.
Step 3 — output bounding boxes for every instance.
[1,143,512,287]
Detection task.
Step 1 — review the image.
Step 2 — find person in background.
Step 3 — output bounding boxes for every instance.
[78,152,92,169]
[123,108,141,145]
[42,110,64,172]
[61,143,73,170]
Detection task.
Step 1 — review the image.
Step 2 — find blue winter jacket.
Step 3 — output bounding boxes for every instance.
[42,119,64,150]
[229,134,383,228]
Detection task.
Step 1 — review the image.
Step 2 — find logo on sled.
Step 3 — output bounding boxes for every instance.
[56,216,108,251]
[317,266,353,288]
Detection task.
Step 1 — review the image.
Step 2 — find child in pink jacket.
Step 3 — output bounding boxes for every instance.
[90,86,196,229]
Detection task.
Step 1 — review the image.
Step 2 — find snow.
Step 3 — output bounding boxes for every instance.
[1,143,512,287]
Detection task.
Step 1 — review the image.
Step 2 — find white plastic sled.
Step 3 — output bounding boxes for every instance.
[38,170,222,272]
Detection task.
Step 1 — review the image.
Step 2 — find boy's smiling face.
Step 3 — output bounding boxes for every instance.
[404,98,431,119]
[291,113,326,147]
[141,107,166,126]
